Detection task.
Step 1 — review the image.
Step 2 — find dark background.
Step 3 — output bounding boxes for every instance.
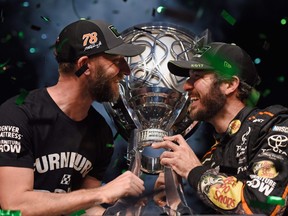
[0,0,287,107]
[1,1,287,214]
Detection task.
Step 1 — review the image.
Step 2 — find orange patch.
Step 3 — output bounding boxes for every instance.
[253,160,278,178]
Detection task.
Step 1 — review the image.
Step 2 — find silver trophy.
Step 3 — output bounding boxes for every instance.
[103,22,211,215]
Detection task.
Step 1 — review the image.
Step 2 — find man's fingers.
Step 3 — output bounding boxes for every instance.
[152,134,187,150]
[151,140,178,151]
[159,151,174,160]
[164,134,187,146]
[153,190,166,207]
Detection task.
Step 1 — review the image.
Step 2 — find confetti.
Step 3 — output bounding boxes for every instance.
[262,89,271,97]
[1,34,12,43]
[40,16,50,22]
[266,196,285,206]
[69,209,86,216]
[246,88,260,107]
[15,89,29,105]
[30,24,41,31]
[277,76,285,83]
[221,10,236,26]
[152,8,156,17]
[106,143,114,148]
[248,196,285,210]
[0,210,21,216]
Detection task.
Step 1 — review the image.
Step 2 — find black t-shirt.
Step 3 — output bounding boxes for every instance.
[0,88,114,192]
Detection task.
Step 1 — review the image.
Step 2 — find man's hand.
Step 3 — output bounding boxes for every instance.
[152,134,202,179]
[99,171,145,204]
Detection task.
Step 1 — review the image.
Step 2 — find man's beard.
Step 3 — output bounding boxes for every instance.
[88,71,121,103]
[189,82,226,121]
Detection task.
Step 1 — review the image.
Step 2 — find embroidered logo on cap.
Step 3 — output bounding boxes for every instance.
[224,61,232,69]
[190,63,204,68]
[109,25,121,38]
[82,32,102,51]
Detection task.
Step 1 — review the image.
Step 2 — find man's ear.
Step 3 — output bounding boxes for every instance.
[77,56,89,67]
[225,76,240,95]
[75,56,89,77]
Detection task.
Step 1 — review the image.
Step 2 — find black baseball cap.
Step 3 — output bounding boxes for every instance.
[168,42,261,87]
[54,19,145,62]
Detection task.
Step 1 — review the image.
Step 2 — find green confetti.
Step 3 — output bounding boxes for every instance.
[246,88,260,107]
[156,6,165,14]
[0,210,21,216]
[15,89,29,105]
[70,209,86,216]
[266,196,285,206]
[106,143,114,148]
[1,34,12,43]
[262,89,271,97]
[0,59,10,68]
[276,76,285,83]
[41,16,50,22]
[18,31,24,39]
[221,10,236,26]
[280,18,287,25]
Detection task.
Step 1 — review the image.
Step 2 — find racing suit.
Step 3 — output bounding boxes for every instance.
[188,105,288,215]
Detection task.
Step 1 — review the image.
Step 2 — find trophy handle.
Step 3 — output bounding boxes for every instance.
[103,130,145,216]
[164,166,193,215]
[128,129,142,177]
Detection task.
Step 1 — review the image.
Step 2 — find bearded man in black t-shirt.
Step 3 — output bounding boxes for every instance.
[0,19,145,215]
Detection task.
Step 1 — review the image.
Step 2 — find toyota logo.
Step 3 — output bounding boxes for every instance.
[268,135,288,153]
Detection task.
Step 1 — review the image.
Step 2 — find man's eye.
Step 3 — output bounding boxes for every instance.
[113,59,121,65]
[194,74,203,79]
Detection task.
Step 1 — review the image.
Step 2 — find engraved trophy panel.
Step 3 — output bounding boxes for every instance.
[103,22,211,215]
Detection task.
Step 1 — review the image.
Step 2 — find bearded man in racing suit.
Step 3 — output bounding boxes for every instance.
[152,42,288,215]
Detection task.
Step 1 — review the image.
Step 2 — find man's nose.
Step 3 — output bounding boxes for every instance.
[120,59,131,75]
[183,79,195,91]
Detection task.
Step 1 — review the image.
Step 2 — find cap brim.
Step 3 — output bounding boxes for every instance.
[168,61,191,77]
[105,44,145,57]
[168,60,214,77]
